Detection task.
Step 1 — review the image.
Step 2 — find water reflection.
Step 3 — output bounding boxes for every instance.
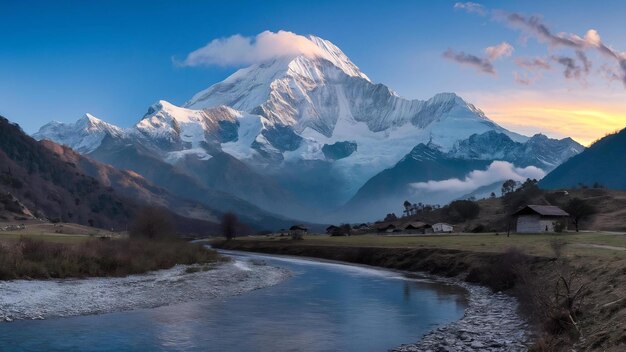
[0,252,467,352]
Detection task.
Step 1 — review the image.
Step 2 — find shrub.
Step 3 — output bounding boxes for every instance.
[0,237,223,280]
[444,200,480,222]
[564,198,596,232]
[129,206,174,239]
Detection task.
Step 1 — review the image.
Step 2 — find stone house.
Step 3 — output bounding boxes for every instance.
[513,205,569,233]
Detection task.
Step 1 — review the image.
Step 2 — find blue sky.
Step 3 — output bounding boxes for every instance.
[1,0,625,144]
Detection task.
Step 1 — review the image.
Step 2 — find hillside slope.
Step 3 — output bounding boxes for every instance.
[0,116,132,229]
[540,128,626,190]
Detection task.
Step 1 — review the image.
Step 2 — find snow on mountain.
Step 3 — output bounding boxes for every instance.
[181,34,529,196]
[132,100,266,164]
[449,131,584,170]
[33,113,125,153]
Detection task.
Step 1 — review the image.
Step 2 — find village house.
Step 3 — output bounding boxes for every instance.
[402,222,432,234]
[513,205,569,233]
[289,225,308,239]
[432,223,454,233]
[352,223,370,231]
[376,223,396,233]
[325,225,339,235]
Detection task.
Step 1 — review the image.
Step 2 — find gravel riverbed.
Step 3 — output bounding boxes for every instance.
[392,278,531,352]
[0,260,290,322]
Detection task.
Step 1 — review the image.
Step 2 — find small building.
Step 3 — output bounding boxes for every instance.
[289,225,308,239]
[377,224,396,233]
[353,223,370,230]
[325,225,340,235]
[432,223,454,233]
[402,222,432,234]
[513,205,569,233]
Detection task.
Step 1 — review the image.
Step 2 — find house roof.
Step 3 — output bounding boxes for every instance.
[290,225,308,231]
[377,224,396,230]
[433,222,453,227]
[326,225,339,231]
[403,222,431,230]
[513,205,569,217]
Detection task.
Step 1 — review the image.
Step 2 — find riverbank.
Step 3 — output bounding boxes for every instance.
[0,260,290,322]
[393,282,528,352]
[214,237,625,351]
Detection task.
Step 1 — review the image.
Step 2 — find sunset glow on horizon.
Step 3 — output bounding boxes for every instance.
[461,89,626,146]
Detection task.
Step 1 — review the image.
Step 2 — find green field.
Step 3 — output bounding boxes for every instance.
[0,232,92,244]
[0,222,120,244]
[238,232,626,258]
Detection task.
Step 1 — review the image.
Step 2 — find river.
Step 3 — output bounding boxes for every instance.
[0,250,468,352]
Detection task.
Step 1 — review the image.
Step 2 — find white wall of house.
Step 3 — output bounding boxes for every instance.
[516,216,562,233]
[516,215,542,233]
[433,223,453,233]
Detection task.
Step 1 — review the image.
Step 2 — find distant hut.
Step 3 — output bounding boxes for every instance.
[326,225,340,235]
[377,224,396,233]
[353,223,370,231]
[432,223,454,233]
[289,225,308,239]
[402,222,432,234]
[513,205,569,233]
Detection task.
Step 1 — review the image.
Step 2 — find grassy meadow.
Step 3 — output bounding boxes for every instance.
[0,222,222,280]
[236,231,626,259]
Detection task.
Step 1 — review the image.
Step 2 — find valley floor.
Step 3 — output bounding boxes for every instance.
[214,232,626,351]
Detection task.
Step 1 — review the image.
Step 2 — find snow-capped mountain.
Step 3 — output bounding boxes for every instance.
[33,113,125,154]
[184,36,525,164]
[340,131,584,221]
[449,131,585,169]
[33,33,584,223]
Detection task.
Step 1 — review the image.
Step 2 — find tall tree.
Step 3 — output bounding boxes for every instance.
[221,212,238,240]
[129,206,174,239]
[564,198,596,232]
[501,179,518,196]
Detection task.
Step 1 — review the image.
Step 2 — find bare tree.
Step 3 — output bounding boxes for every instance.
[564,198,596,232]
[221,212,238,240]
[129,206,174,239]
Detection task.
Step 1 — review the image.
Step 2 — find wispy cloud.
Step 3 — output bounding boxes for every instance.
[514,57,551,71]
[179,30,325,67]
[453,2,486,16]
[485,42,514,60]
[513,72,534,85]
[551,52,591,81]
[410,161,545,193]
[455,3,626,87]
[443,49,495,74]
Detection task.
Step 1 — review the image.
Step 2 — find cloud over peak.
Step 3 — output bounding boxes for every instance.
[180,30,326,67]
[410,161,545,194]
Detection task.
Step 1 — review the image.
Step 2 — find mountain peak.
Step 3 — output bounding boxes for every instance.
[428,92,463,103]
[306,35,370,81]
[33,113,124,154]
[77,113,106,127]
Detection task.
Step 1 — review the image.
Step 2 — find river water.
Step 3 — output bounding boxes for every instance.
[0,251,467,352]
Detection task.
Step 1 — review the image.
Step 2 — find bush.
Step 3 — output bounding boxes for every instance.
[467,247,530,292]
[0,237,224,280]
[444,200,480,222]
[129,207,175,239]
